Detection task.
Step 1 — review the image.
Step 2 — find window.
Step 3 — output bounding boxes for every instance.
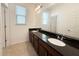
[42,12,49,25]
[16,6,26,25]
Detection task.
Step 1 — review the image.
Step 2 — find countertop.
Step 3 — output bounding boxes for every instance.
[31,31,79,56]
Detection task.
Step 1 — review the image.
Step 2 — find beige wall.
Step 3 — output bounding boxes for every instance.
[7,3,36,46]
[36,3,79,39]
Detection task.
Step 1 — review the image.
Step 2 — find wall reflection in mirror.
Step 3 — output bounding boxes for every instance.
[40,3,79,40]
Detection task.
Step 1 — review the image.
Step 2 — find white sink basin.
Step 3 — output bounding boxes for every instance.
[32,30,38,32]
[48,38,66,47]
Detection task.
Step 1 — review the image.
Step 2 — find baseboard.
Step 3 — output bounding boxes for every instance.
[7,40,29,47]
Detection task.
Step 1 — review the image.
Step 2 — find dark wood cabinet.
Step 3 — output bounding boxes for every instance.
[38,38,62,56]
[29,32,32,43]
[47,47,61,56]
[39,45,47,56]
[33,35,39,54]
[29,31,62,56]
[29,32,33,45]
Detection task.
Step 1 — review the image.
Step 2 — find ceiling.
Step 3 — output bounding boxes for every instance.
[33,3,55,8]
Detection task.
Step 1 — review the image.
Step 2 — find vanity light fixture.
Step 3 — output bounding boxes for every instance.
[35,4,42,13]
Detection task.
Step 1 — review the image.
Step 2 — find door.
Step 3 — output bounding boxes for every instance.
[1,4,7,48]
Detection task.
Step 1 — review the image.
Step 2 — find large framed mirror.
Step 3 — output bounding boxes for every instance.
[40,3,79,40]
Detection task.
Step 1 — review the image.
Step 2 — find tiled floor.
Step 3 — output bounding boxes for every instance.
[3,41,37,56]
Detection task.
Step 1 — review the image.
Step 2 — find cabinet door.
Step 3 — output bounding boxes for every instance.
[30,32,34,46]
[29,32,32,42]
[39,45,47,56]
[47,46,62,56]
[47,53,53,56]
[47,50,62,56]
[33,35,39,54]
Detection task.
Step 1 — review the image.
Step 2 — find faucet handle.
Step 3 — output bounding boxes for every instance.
[61,36,66,40]
[57,36,60,39]
[61,36,64,40]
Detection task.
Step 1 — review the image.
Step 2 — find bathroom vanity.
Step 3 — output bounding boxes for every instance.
[29,28,79,56]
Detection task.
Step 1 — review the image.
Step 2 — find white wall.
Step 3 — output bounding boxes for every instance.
[36,3,79,39]
[7,3,36,46]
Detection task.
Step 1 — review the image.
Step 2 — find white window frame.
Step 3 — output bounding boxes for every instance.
[42,12,49,25]
[16,6,26,25]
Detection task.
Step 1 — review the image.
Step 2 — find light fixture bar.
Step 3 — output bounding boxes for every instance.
[35,5,41,12]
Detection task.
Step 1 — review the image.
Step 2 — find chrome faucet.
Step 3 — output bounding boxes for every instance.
[61,36,64,40]
[57,35,65,40]
[61,34,65,40]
